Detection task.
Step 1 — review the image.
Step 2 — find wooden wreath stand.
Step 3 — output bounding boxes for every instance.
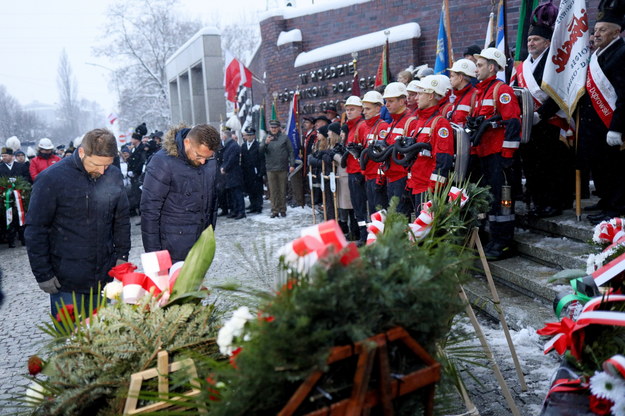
[278,326,440,416]
[123,350,206,415]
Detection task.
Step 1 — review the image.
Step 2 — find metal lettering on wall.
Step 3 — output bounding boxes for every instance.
[277,61,377,114]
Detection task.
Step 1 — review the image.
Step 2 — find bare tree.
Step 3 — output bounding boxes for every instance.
[0,85,45,142]
[95,0,202,131]
[57,49,80,138]
[219,14,261,64]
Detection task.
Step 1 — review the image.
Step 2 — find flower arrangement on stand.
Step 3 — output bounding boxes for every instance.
[538,218,625,416]
[167,182,493,415]
[11,227,221,416]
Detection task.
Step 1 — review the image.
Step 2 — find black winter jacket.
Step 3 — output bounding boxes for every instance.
[140,129,218,262]
[25,151,131,293]
[220,138,244,189]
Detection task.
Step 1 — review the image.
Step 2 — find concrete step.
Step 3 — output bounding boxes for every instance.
[485,255,561,303]
[514,230,590,271]
[463,276,555,331]
[517,209,594,243]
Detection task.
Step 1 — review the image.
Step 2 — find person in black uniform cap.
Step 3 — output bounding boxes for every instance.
[241,126,265,214]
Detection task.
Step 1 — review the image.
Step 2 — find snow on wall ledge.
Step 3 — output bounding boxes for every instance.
[293,22,421,68]
[277,29,302,47]
[260,0,373,22]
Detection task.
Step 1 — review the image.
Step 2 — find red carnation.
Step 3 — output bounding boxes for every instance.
[108,262,137,280]
[27,356,44,376]
[55,304,75,323]
[229,347,242,369]
[205,374,221,401]
[589,394,613,415]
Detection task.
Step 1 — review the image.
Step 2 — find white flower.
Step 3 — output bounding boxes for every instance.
[25,381,48,406]
[590,371,625,402]
[586,254,597,274]
[216,306,254,356]
[102,279,123,300]
[612,396,625,416]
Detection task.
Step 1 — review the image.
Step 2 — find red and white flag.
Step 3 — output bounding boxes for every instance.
[107,112,118,125]
[541,0,590,119]
[224,50,253,103]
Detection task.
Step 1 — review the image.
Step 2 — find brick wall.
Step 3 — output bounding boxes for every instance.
[258,0,600,122]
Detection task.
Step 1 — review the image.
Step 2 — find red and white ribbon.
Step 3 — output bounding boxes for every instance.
[448,187,468,207]
[603,354,625,380]
[366,210,386,245]
[592,252,625,286]
[107,251,183,304]
[13,190,25,226]
[593,218,625,245]
[141,250,173,292]
[409,201,434,241]
[278,220,359,274]
[539,295,625,359]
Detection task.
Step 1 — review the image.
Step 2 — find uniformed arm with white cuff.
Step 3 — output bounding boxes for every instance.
[607,130,623,146]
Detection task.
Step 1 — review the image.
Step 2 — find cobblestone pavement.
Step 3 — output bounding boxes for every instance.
[0,200,558,415]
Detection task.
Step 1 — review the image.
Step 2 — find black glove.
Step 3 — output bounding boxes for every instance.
[322,152,333,165]
[38,276,61,294]
[346,143,363,159]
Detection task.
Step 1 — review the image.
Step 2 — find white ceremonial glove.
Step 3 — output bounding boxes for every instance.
[532,112,541,126]
[607,131,623,146]
[127,171,134,178]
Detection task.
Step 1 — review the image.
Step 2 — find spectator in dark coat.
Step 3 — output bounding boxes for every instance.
[220,130,245,219]
[241,126,265,214]
[127,133,147,216]
[140,124,220,262]
[25,129,130,315]
[0,147,30,247]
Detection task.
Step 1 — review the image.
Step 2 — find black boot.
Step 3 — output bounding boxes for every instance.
[357,226,368,247]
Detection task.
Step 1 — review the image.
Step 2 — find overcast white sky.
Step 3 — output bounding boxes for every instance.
[0,0,331,113]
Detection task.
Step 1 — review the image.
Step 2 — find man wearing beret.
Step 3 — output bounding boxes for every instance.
[241,126,265,214]
[260,120,295,218]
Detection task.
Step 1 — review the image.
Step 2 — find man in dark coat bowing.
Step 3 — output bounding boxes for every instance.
[140,124,221,262]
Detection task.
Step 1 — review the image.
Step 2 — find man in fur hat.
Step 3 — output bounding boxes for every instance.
[579,0,625,224]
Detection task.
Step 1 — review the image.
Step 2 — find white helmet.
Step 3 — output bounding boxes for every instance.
[414,64,434,80]
[406,80,420,93]
[474,47,507,69]
[361,91,384,105]
[38,138,54,150]
[382,82,408,99]
[415,75,451,97]
[344,95,362,107]
[5,136,20,151]
[448,59,477,78]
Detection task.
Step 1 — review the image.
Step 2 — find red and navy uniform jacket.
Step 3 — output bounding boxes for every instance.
[406,105,455,194]
[471,75,522,158]
[359,114,389,181]
[440,83,477,127]
[345,117,366,174]
[381,109,418,183]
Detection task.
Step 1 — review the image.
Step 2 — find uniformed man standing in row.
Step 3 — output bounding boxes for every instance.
[579,1,625,224]
[512,2,574,218]
[471,48,522,260]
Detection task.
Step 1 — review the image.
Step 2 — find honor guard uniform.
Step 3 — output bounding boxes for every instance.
[511,1,574,218]
[301,116,317,197]
[406,75,455,212]
[359,91,390,216]
[579,0,625,224]
[470,48,522,260]
[380,82,419,217]
[343,96,368,245]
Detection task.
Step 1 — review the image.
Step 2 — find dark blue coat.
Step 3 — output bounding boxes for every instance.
[25,151,131,293]
[140,130,218,262]
[220,138,243,189]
